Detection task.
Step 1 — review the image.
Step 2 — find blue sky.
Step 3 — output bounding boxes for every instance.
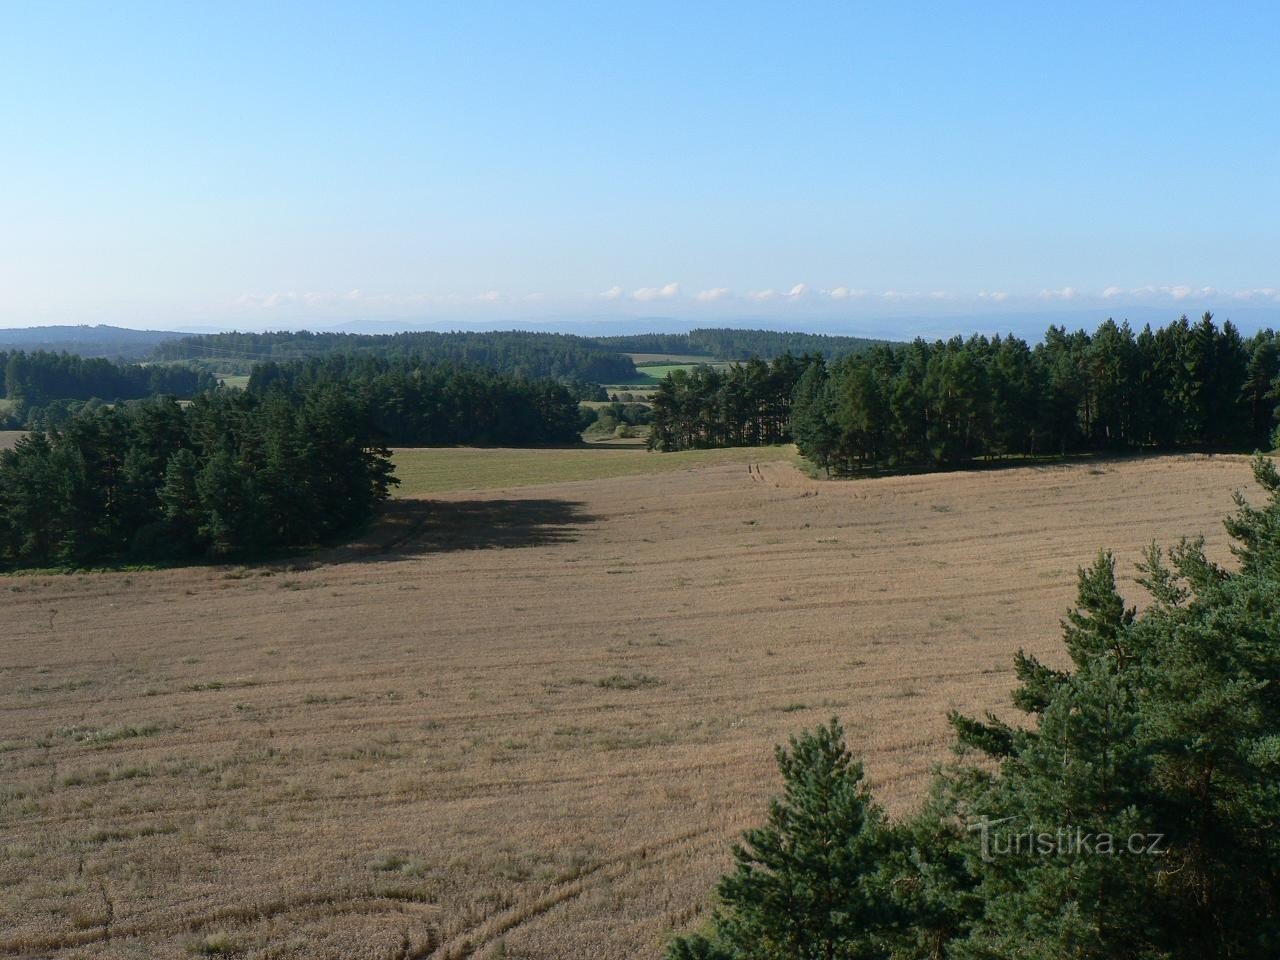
[3,1,1278,337]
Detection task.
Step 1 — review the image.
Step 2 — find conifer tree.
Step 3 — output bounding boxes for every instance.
[668,719,894,960]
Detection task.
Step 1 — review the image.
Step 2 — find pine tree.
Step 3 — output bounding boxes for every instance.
[668,718,894,960]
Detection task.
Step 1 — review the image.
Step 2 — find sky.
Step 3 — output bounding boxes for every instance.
[3,1,1279,339]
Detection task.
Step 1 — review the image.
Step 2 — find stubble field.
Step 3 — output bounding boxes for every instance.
[0,451,1258,958]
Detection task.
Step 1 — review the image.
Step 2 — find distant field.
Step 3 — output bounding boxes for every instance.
[604,364,695,386]
[0,430,25,450]
[217,374,251,391]
[626,352,718,364]
[605,362,731,387]
[391,444,799,495]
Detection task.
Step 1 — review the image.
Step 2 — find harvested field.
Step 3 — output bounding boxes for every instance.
[0,452,1260,958]
[390,444,800,496]
[0,430,25,450]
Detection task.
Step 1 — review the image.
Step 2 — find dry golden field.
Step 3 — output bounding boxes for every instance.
[0,451,1259,959]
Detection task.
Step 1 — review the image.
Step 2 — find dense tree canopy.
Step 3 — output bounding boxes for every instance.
[672,455,1280,959]
[595,328,888,361]
[649,315,1280,469]
[0,383,396,569]
[647,355,812,451]
[0,325,183,360]
[248,356,583,446]
[0,350,215,427]
[153,329,639,382]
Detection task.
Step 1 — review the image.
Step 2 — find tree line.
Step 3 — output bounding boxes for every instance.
[0,324,183,361]
[248,356,584,446]
[649,314,1280,469]
[647,355,813,451]
[671,455,1280,959]
[152,329,640,382]
[0,350,216,427]
[0,382,396,570]
[595,327,888,360]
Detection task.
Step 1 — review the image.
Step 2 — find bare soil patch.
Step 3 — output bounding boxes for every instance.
[0,452,1257,958]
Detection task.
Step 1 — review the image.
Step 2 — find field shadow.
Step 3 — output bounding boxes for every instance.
[327,497,598,563]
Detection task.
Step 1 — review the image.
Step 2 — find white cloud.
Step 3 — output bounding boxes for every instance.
[598,285,623,300]
[1038,286,1078,300]
[1232,287,1280,301]
[824,286,869,300]
[1103,284,1222,302]
[748,289,777,302]
[633,282,680,302]
[695,287,731,302]
[977,290,1010,302]
[786,283,808,299]
[475,290,504,301]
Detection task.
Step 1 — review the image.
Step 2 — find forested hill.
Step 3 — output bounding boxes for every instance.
[0,325,184,360]
[152,330,638,382]
[1,351,217,428]
[593,328,891,360]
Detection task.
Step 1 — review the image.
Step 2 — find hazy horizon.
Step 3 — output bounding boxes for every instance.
[4,3,1277,337]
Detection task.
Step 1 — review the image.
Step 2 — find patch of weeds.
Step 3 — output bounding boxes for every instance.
[302,693,353,705]
[931,503,953,513]
[88,821,177,844]
[343,736,403,761]
[778,702,807,713]
[25,677,94,694]
[189,932,235,955]
[595,673,662,691]
[368,852,428,876]
[182,678,259,693]
[60,764,153,787]
[59,723,162,747]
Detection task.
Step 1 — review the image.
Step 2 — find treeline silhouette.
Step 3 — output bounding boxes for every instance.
[0,350,215,427]
[649,314,1280,469]
[153,329,639,382]
[249,357,584,446]
[595,327,888,360]
[0,384,396,569]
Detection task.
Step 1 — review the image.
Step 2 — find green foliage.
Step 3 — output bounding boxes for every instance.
[0,384,398,569]
[648,355,810,451]
[0,349,214,427]
[596,328,888,361]
[648,314,1280,469]
[247,356,583,446]
[153,329,638,382]
[676,456,1280,959]
[669,718,893,960]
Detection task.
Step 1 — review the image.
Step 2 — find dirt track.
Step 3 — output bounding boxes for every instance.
[0,453,1259,958]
